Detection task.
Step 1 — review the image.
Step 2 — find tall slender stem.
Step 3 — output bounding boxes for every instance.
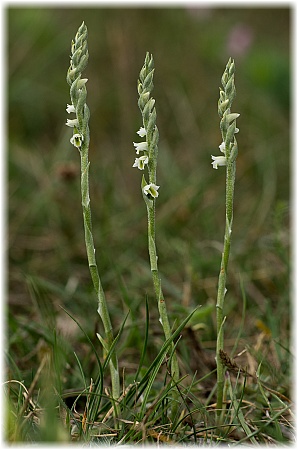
[216,161,235,416]
[147,202,180,386]
[66,22,120,406]
[80,151,120,404]
[212,58,239,418]
[133,53,180,420]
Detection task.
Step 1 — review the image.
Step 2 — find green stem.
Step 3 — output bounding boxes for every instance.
[216,161,235,418]
[137,52,181,422]
[67,22,120,418]
[80,148,120,406]
[146,200,180,420]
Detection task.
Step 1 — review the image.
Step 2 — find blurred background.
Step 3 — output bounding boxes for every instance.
[7,6,290,390]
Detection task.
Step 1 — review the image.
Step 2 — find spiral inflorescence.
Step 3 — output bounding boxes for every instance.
[133,53,160,200]
[218,58,239,161]
[66,22,90,152]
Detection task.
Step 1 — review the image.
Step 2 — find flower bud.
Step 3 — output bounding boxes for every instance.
[77,78,88,89]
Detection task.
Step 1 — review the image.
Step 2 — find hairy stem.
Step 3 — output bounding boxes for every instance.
[66,22,120,409]
[216,161,235,417]
[213,58,239,420]
[147,201,180,382]
[80,150,120,404]
[135,52,180,421]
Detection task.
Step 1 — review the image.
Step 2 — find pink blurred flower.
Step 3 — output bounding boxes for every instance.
[227,24,254,58]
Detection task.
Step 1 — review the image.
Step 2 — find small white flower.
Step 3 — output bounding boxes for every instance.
[66,104,76,114]
[137,127,147,137]
[133,155,149,170]
[70,133,84,148]
[143,183,160,198]
[211,155,227,169]
[66,118,79,127]
[133,141,148,155]
[219,142,226,153]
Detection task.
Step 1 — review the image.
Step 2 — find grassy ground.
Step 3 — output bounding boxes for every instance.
[6,6,292,444]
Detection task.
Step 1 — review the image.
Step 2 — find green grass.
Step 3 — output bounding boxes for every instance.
[6,6,292,445]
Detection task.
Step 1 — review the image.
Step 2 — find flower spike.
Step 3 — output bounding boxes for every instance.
[65,22,120,406]
[214,58,240,417]
[133,53,180,420]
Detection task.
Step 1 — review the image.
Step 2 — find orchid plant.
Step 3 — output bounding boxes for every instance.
[211,58,239,419]
[65,22,120,409]
[65,22,240,426]
[132,52,180,420]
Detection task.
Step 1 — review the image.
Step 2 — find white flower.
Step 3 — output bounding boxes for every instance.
[219,142,226,153]
[66,118,79,127]
[137,127,147,137]
[70,133,84,148]
[66,104,76,114]
[133,141,148,155]
[133,155,149,170]
[143,183,160,198]
[211,155,227,169]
